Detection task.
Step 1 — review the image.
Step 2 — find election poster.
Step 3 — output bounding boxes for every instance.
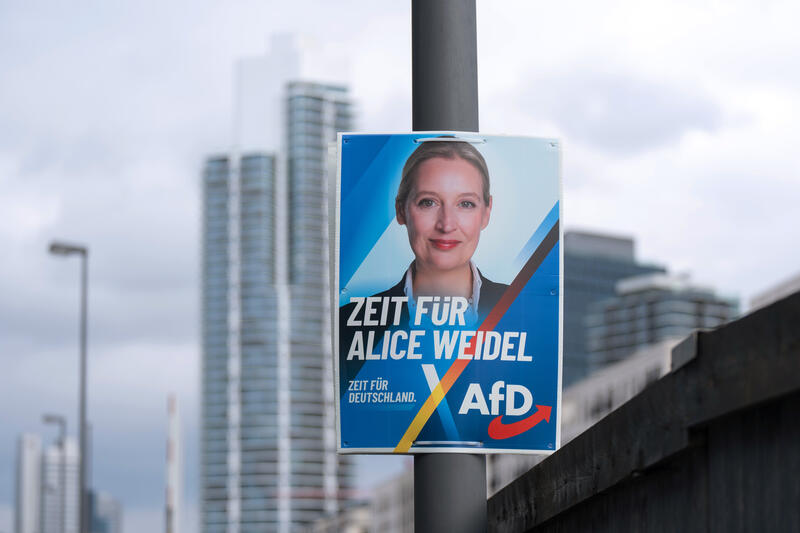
[334,132,562,454]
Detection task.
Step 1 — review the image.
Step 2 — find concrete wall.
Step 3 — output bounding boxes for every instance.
[488,291,800,532]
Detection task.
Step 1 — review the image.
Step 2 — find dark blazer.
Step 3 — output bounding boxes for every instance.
[338,270,509,393]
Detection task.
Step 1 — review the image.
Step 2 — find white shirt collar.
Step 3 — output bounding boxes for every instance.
[403,261,482,324]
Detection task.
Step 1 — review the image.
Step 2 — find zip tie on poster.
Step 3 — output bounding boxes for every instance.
[413,135,487,144]
[413,441,484,447]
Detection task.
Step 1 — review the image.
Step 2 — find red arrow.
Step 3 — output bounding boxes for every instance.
[487,405,552,440]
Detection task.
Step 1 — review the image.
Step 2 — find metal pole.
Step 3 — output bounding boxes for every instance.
[48,241,90,533]
[412,0,479,131]
[411,1,487,532]
[79,251,88,533]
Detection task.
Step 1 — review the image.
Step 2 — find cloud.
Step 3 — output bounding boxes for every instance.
[507,68,725,155]
[0,170,199,353]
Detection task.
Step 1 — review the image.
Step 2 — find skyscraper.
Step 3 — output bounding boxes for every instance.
[15,433,80,533]
[40,438,79,533]
[166,394,182,533]
[89,490,123,533]
[586,272,738,365]
[201,37,353,533]
[563,231,665,385]
[15,434,41,533]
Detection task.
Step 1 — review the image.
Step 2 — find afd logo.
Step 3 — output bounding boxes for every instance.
[458,381,552,440]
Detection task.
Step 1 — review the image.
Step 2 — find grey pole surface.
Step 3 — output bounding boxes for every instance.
[49,242,89,533]
[411,1,487,532]
[412,0,479,131]
[79,249,88,533]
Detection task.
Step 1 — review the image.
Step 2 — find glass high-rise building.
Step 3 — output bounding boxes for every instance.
[88,490,123,533]
[201,38,353,533]
[14,433,80,533]
[586,273,738,366]
[15,433,41,533]
[563,231,666,385]
[41,438,79,533]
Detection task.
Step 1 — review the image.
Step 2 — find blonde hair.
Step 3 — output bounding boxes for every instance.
[396,141,490,209]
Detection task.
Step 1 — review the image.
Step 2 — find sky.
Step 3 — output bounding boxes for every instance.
[1,0,799,531]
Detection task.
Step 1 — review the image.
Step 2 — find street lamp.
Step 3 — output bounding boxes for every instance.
[49,240,89,533]
[42,414,66,533]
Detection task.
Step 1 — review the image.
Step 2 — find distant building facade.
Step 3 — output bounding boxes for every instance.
[750,270,800,311]
[15,434,41,533]
[41,438,79,533]
[369,468,413,533]
[306,504,370,533]
[200,36,354,533]
[308,466,414,533]
[563,231,665,385]
[14,434,81,533]
[558,338,676,443]
[587,273,738,367]
[89,491,122,533]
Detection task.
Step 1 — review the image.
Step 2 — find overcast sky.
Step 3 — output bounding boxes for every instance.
[2,0,799,531]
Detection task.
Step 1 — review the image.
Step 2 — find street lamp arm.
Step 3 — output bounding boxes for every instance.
[49,241,88,256]
[42,413,67,441]
[42,413,66,425]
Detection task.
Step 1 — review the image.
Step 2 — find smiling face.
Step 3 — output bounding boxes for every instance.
[396,156,492,276]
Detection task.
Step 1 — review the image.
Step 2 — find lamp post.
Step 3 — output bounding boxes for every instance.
[49,241,88,533]
[42,414,67,533]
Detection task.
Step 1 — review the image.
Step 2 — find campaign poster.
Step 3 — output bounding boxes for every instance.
[334,132,562,454]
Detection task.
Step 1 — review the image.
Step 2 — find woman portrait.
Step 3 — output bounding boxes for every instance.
[392,140,508,322]
[340,139,508,333]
